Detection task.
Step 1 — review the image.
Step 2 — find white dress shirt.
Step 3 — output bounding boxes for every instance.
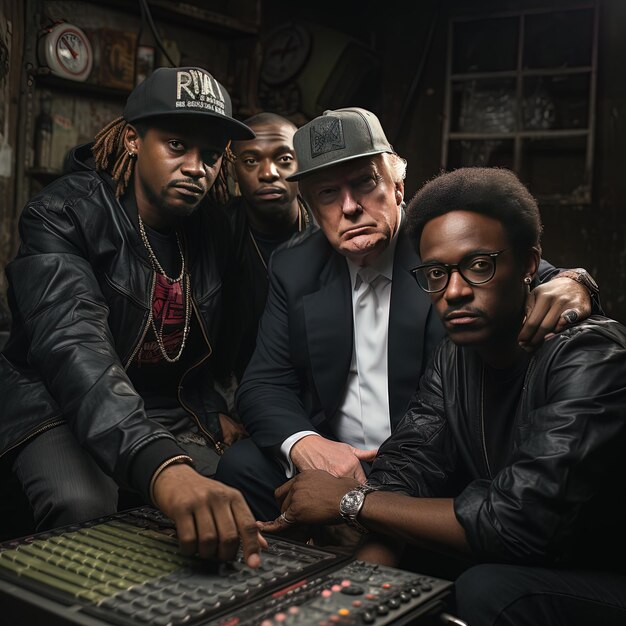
[280,213,401,475]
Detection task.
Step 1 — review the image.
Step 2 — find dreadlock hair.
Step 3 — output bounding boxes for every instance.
[92,117,136,198]
[92,116,234,205]
[213,142,236,206]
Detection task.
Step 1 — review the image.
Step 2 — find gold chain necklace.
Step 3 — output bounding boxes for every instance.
[138,215,185,283]
[138,215,191,363]
[249,199,309,273]
[248,229,268,272]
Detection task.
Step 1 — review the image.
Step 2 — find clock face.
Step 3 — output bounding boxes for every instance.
[40,22,93,82]
[261,23,311,86]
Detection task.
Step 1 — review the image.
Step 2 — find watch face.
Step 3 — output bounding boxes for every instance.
[340,490,364,517]
[40,23,93,82]
[343,493,361,509]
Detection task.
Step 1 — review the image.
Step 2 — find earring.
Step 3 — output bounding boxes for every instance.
[523,276,532,285]
[128,151,136,158]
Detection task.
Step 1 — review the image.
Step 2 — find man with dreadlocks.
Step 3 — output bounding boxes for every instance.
[0,67,264,566]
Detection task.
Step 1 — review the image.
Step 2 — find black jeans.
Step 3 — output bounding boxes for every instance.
[13,424,119,531]
[13,423,221,531]
[454,563,626,626]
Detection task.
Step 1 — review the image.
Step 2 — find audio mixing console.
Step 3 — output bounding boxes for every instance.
[0,507,452,626]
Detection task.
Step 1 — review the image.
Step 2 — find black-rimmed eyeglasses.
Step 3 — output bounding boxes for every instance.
[411,249,510,293]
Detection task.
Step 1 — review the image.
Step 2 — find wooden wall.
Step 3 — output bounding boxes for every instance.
[0,0,22,325]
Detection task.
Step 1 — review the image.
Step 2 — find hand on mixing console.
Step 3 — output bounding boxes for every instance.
[257,470,358,533]
[152,463,267,566]
[291,435,377,482]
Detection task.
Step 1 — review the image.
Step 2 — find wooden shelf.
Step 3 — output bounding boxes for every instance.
[450,66,592,82]
[81,0,259,37]
[32,71,131,100]
[448,129,589,141]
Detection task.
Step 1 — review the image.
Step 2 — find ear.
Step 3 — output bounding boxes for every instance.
[524,246,541,280]
[394,181,404,207]
[123,125,140,155]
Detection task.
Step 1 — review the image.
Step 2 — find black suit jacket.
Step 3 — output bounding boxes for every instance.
[236,224,446,451]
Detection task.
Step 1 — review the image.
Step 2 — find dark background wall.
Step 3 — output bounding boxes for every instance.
[1,0,624,323]
[262,0,626,322]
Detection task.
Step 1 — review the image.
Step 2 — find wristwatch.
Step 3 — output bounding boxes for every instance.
[556,268,599,297]
[339,484,378,533]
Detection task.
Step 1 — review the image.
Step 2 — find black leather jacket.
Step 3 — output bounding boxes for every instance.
[0,146,235,496]
[369,317,626,571]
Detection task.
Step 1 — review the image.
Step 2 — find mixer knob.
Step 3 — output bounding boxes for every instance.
[340,584,364,596]
[388,597,401,609]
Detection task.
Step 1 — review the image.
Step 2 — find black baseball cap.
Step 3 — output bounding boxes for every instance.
[123,67,255,140]
[286,108,394,181]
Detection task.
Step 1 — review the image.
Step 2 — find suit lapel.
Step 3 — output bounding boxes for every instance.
[388,228,433,427]
[303,252,353,422]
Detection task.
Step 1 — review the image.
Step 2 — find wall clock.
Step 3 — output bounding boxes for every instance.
[38,21,93,82]
[260,23,311,86]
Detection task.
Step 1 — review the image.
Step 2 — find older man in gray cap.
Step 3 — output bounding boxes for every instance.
[216,107,597,523]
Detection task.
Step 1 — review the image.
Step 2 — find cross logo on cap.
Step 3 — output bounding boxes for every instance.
[310,117,346,158]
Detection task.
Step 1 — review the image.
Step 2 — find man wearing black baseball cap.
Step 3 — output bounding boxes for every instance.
[217,107,598,527]
[0,67,264,566]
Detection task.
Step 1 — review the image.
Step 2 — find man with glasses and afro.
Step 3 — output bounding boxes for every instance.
[259,167,626,625]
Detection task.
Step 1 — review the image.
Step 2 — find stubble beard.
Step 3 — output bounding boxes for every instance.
[154,185,205,222]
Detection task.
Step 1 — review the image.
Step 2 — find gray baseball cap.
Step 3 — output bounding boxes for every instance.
[286,108,394,181]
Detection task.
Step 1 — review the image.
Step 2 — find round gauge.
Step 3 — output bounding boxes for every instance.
[38,22,93,82]
[261,23,311,86]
